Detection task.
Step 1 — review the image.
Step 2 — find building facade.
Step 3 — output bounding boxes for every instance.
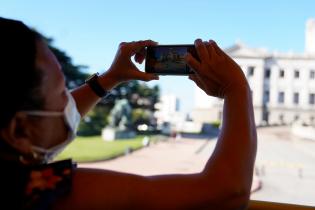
[192,19,315,126]
[154,94,182,126]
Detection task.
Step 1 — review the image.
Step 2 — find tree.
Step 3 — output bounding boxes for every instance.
[106,81,160,128]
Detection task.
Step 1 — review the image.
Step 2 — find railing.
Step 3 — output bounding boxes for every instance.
[248,200,315,210]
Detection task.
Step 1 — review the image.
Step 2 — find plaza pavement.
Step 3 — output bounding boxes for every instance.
[79,126,315,207]
[252,126,315,206]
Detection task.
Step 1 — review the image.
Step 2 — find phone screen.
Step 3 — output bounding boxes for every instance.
[145,45,199,75]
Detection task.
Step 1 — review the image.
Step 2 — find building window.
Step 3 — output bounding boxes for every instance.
[310,70,315,79]
[294,115,299,121]
[264,90,270,103]
[278,92,285,104]
[247,66,255,77]
[293,92,299,104]
[265,68,271,79]
[175,98,180,111]
[279,69,285,78]
[311,116,315,124]
[310,93,315,105]
[294,70,300,79]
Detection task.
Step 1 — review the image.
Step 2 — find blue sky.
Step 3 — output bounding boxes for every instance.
[1,0,315,114]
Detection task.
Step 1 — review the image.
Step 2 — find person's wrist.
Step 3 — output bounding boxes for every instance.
[99,71,119,91]
[224,82,251,99]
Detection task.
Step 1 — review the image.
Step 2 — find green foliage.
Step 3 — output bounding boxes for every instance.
[132,108,151,124]
[78,106,110,136]
[211,121,221,128]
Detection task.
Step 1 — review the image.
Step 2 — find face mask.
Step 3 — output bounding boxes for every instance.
[24,90,81,162]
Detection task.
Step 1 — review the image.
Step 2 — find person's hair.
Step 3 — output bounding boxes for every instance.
[0,17,44,129]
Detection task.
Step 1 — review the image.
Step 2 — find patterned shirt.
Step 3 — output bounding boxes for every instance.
[0,159,75,210]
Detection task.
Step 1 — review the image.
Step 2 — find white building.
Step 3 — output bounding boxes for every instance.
[155,94,203,133]
[193,19,315,126]
[154,94,182,126]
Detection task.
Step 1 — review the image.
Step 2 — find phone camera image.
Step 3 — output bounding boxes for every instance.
[145,45,198,75]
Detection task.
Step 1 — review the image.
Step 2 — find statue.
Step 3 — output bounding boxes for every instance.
[108,99,132,130]
[102,99,136,141]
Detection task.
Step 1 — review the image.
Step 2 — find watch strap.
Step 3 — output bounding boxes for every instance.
[85,73,108,98]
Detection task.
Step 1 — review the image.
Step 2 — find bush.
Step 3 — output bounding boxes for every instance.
[211,121,221,128]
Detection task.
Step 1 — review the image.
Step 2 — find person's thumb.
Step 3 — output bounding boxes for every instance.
[135,71,159,82]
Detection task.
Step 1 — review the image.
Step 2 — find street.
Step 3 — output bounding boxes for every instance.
[80,126,315,207]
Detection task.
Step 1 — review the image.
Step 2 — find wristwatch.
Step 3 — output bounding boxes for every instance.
[85,73,108,98]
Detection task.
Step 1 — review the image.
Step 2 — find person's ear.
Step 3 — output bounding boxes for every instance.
[0,112,34,154]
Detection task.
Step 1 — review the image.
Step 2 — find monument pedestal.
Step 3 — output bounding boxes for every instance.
[102,127,136,141]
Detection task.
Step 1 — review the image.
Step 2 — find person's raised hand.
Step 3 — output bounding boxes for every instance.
[104,40,159,85]
[185,39,249,98]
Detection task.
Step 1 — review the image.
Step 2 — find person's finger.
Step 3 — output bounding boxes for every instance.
[206,41,217,62]
[188,74,201,83]
[188,74,197,81]
[119,42,127,47]
[204,41,212,60]
[190,74,221,97]
[209,40,225,57]
[185,53,201,73]
[189,74,207,88]
[131,40,158,55]
[194,39,209,62]
[133,71,159,82]
[135,48,146,64]
[188,74,207,91]
[135,54,145,64]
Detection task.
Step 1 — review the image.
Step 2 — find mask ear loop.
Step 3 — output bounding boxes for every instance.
[24,111,64,117]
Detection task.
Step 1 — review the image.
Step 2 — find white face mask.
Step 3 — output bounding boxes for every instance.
[24,90,81,162]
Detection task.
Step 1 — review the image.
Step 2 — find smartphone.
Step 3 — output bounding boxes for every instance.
[145,45,199,75]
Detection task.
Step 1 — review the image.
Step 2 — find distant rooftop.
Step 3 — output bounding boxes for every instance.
[225,42,315,60]
[225,18,315,60]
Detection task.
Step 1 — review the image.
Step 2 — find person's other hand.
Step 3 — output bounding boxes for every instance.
[185,39,249,98]
[105,40,159,85]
